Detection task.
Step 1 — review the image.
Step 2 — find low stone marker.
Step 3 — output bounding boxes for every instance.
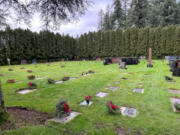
[114,82,119,84]
[167,80,176,83]
[36,77,47,80]
[133,88,144,94]
[170,98,180,112]
[168,89,180,94]
[96,92,108,98]
[80,101,93,106]
[56,81,64,84]
[120,107,137,117]
[49,112,80,123]
[16,81,24,84]
[107,86,118,91]
[18,89,37,94]
[70,77,78,80]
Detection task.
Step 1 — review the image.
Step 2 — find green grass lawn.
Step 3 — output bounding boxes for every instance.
[1,60,180,135]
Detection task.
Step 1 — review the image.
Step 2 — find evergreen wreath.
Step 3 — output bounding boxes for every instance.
[56,99,70,118]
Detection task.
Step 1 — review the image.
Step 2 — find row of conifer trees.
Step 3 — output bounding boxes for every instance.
[0,26,180,65]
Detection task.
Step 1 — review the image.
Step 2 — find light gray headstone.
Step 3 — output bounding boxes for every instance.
[80,101,93,106]
[121,107,137,117]
[133,88,144,94]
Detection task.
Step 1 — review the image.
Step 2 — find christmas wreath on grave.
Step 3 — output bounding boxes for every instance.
[62,77,70,81]
[88,70,94,74]
[7,80,15,83]
[174,102,180,111]
[28,82,37,89]
[56,99,70,118]
[85,95,92,105]
[48,78,55,84]
[28,75,35,80]
[27,70,32,73]
[106,101,120,114]
[8,68,13,71]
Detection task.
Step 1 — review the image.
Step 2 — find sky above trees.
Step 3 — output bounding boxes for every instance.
[7,0,112,37]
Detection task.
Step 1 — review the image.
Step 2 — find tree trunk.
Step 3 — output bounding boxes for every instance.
[0,81,8,124]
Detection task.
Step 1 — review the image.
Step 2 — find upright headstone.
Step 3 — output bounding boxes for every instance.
[7,58,10,65]
[21,59,27,65]
[0,81,8,124]
[32,59,37,64]
[147,48,153,67]
[119,62,127,69]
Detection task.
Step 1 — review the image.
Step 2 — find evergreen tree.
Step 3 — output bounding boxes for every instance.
[128,0,148,28]
[111,0,125,29]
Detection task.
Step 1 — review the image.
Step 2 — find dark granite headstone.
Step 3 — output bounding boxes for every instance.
[32,59,37,64]
[21,59,27,65]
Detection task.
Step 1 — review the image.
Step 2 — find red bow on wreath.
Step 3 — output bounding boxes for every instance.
[108,102,118,110]
[63,102,70,113]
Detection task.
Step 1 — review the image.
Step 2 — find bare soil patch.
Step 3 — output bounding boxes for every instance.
[0,106,51,131]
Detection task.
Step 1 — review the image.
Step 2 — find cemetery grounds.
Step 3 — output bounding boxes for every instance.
[0,60,180,135]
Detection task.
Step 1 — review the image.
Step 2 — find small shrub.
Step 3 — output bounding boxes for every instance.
[48,78,55,84]
[28,75,35,80]
[174,102,180,111]
[7,80,15,83]
[56,99,70,118]
[28,82,37,89]
[62,77,70,81]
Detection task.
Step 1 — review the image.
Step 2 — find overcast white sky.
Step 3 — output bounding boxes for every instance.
[9,0,113,37]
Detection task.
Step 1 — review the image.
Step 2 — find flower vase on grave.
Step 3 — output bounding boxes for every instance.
[85,95,91,105]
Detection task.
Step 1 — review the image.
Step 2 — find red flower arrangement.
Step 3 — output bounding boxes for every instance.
[62,77,70,81]
[27,70,32,73]
[85,95,92,105]
[85,95,92,101]
[28,82,33,86]
[28,82,37,89]
[88,70,94,74]
[62,101,70,114]
[28,75,35,80]
[108,102,118,110]
[7,79,15,83]
[106,101,120,114]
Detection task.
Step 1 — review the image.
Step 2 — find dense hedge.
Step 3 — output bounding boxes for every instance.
[0,26,180,65]
[76,26,180,59]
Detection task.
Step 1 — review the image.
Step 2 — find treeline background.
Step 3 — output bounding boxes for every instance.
[0,26,180,65]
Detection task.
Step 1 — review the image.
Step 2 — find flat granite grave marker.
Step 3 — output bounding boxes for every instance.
[36,77,47,80]
[80,101,93,106]
[168,89,180,94]
[96,92,108,98]
[107,86,118,91]
[114,82,119,84]
[18,89,37,94]
[49,112,80,123]
[120,107,137,117]
[170,98,180,112]
[56,81,64,84]
[133,88,144,94]
[121,77,128,80]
